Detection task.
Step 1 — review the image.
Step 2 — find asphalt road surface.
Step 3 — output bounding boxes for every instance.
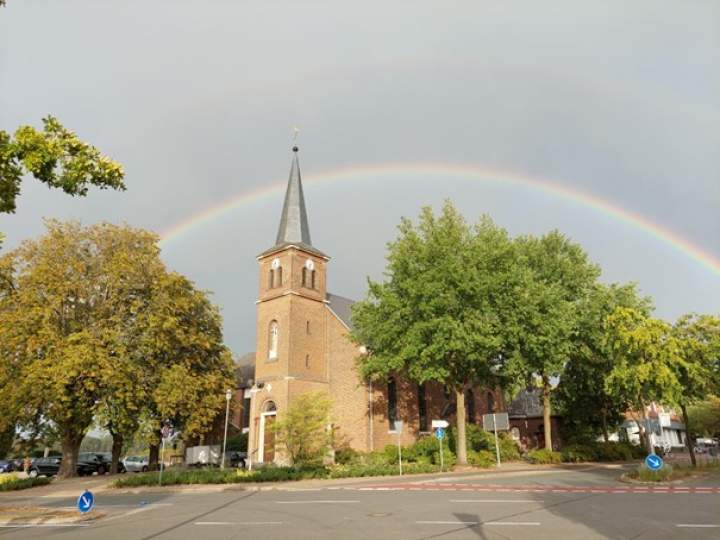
[1,466,719,539]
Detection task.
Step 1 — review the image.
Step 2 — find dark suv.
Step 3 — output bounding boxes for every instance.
[78,452,125,474]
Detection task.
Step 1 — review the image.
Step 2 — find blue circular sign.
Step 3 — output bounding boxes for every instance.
[644,454,663,471]
[435,428,445,440]
[77,490,94,513]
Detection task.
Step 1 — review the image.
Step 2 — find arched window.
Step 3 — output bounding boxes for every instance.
[311,270,316,289]
[268,320,279,360]
[276,266,282,286]
[387,377,397,428]
[305,354,310,368]
[466,389,476,424]
[302,267,307,287]
[269,268,274,289]
[487,391,495,413]
[263,400,277,413]
[306,320,311,334]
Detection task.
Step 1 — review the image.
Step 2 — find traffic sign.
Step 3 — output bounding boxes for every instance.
[435,428,445,440]
[77,490,94,513]
[432,419,449,429]
[645,454,663,471]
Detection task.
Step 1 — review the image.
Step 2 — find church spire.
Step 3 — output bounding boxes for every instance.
[276,146,312,246]
[261,146,327,258]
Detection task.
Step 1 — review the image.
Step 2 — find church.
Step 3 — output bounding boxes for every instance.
[245,147,504,466]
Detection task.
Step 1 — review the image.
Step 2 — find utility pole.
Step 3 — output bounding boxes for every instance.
[221,389,232,469]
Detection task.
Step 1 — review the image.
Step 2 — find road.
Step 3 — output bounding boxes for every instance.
[1,466,719,539]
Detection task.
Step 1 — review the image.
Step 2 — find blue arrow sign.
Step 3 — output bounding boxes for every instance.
[645,454,663,471]
[77,490,94,514]
[435,428,445,440]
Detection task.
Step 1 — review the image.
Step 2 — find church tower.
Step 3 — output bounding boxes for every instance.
[249,146,332,464]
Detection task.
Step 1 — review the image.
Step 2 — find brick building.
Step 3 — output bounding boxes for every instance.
[246,147,504,466]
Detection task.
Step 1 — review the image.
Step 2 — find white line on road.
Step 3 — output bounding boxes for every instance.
[275,500,359,504]
[417,521,540,526]
[676,524,720,528]
[450,499,539,503]
[195,521,282,526]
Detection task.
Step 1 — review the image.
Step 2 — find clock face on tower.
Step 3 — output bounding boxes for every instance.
[271,258,280,270]
[305,259,315,271]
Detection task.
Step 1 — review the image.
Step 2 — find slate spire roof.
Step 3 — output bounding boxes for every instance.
[261,146,327,258]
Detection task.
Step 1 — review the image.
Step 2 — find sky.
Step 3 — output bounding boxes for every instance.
[1,1,718,356]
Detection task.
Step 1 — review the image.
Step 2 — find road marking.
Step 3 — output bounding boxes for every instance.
[676,524,720,528]
[0,523,93,528]
[275,500,359,504]
[450,499,539,503]
[417,521,540,526]
[195,521,283,526]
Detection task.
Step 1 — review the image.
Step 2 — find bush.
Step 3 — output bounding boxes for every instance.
[0,473,52,491]
[634,463,673,482]
[226,433,248,452]
[328,462,438,479]
[334,447,360,465]
[527,449,562,464]
[561,444,598,463]
[468,450,495,468]
[447,425,521,462]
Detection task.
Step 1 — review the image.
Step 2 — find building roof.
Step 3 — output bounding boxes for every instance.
[234,352,255,387]
[259,146,327,259]
[507,388,557,419]
[326,292,355,330]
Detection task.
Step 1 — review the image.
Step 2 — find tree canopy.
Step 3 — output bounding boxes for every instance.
[0,116,125,214]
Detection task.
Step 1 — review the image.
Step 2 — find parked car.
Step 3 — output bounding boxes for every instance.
[122,455,149,473]
[0,459,16,473]
[226,451,247,469]
[84,452,126,474]
[27,456,96,478]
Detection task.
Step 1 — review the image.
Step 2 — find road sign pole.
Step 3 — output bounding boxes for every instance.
[397,432,403,476]
[493,413,501,467]
[439,435,444,472]
[159,438,166,486]
[221,389,232,469]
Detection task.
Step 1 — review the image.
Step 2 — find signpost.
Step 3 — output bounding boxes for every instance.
[394,420,404,475]
[77,490,94,514]
[432,420,449,472]
[482,412,510,467]
[645,453,663,472]
[159,422,180,486]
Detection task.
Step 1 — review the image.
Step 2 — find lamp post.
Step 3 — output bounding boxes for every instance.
[221,389,232,469]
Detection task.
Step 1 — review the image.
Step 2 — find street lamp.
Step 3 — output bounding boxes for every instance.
[221,389,232,469]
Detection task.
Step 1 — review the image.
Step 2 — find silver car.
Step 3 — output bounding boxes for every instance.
[122,455,149,473]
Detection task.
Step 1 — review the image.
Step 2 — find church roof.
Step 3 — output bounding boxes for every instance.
[260,146,327,258]
[326,292,355,330]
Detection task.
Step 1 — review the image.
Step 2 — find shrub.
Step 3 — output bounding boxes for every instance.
[561,444,598,463]
[634,463,673,482]
[226,433,248,452]
[0,473,52,491]
[334,447,360,465]
[497,433,521,461]
[447,425,520,462]
[468,450,495,468]
[527,449,562,464]
[271,392,332,464]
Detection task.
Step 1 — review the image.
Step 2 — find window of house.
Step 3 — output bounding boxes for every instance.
[268,320,279,360]
[418,384,428,432]
[306,320,310,334]
[242,396,251,429]
[311,270,316,289]
[277,266,282,286]
[466,389,476,424]
[269,268,274,289]
[387,377,397,429]
[487,391,495,413]
[305,354,310,368]
[302,267,307,287]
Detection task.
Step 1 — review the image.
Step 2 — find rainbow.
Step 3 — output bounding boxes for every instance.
[159,162,720,277]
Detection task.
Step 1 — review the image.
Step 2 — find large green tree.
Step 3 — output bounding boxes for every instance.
[0,221,232,476]
[556,283,652,442]
[672,314,720,465]
[604,308,684,454]
[352,203,519,465]
[507,231,600,450]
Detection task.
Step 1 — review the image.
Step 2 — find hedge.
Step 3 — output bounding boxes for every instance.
[0,474,52,491]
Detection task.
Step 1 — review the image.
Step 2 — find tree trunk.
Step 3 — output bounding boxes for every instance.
[638,404,654,454]
[601,408,609,443]
[110,433,124,474]
[58,431,83,478]
[680,403,696,467]
[455,388,467,466]
[148,443,160,471]
[542,379,553,451]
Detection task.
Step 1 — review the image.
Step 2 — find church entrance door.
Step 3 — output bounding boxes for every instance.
[258,401,277,463]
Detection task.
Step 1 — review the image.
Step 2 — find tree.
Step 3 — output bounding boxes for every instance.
[352,203,518,465]
[672,314,720,465]
[604,308,684,454]
[507,231,600,450]
[688,397,720,439]
[0,221,233,476]
[556,283,652,442]
[0,116,124,214]
[271,392,332,465]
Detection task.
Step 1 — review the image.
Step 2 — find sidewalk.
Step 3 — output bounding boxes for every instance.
[0,461,630,498]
